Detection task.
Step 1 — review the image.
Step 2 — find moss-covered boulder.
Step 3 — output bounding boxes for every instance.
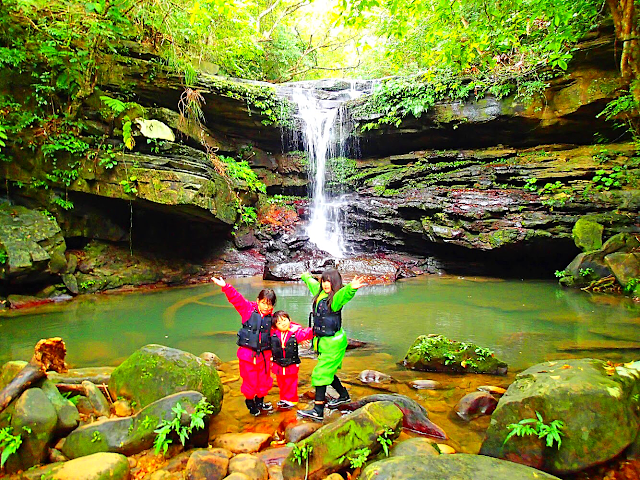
[108,344,223,412]
[360,453,562,479]
[20,452,130,480]
[282,401,403,480]
[62,390,209,459]
[572,218,603,252]
[605,252,640,289]
[479,359,640,475]
[402,335,508,375]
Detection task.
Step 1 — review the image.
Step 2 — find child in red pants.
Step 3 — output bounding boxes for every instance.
[211,276,275,416]
[270,311,313,409]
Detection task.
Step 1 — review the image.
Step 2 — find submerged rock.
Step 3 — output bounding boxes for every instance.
[338,394,446,440]
[402,334,508,375]
[480,359,640,475]
[454,391,498,421]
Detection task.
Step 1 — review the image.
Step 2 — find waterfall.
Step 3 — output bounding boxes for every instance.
[284,81,366,258]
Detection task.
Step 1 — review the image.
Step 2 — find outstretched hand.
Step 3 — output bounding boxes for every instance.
[211,276,226,287]
[351,275,368,289]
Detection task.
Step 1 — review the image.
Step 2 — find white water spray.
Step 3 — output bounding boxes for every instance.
[287,82,364,257]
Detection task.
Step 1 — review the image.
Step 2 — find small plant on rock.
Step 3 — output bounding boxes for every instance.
[0,427,21,469]
[377,427,395,456]
[504,411,565,449]
[288,443,313,480]
[153,399,213,455]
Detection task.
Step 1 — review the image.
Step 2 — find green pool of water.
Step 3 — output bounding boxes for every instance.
[1,275,638,371]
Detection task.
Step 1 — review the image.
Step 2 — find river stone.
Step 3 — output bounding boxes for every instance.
[228,453,268,480]
[108,344,223,412]
[601,232,640,255]
[409,380,441,390]
[256,446,292,467]
[402,334,508,374]
[282,401,403,480]
[454,391,498,421]
[62,390,208,459]
[605,252,640,288]
[480,359,640,475]
[1,387,58,473]
[285,422,322,443]
[388,437,439,457]
[40,377,80,432]
[20,452,130,480]
[184,448,230,480]
[572,218,603,252]
[360,453,562,479]
[211,432,272,453]
[82,380,111,417]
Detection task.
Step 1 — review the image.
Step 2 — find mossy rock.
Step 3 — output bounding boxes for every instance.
[360,453,561,479]
[108,344,223,412]
[480,359,640,475]
[572,218,603,252]
[282,401,403,480]
[62,390,208,458]
[402,334,508,375]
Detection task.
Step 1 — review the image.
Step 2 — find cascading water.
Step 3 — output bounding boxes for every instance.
[284,82,366,257]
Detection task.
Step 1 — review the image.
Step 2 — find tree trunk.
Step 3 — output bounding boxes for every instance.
[0,337,67,414]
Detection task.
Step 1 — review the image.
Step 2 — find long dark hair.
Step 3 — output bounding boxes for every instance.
[312,268,343,310]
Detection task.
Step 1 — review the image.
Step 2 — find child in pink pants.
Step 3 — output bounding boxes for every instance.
[270,311,313,409]
[212,276,275,416]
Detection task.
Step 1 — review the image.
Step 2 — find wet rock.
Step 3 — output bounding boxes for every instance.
[268,464,284,480]
[48,448,67,463]
[339,394,446,439]
[61,273,80,295]
[389,437,439,457]
[228,453,268,480]
[409,380,441,390]
[256,446,292,467]
[20,452,130,480]
[282,401,403,480]
[263,261,309,281]
[285,422,322,444]
[480,359,640,475]
[357,370,393,384]
[360,453,562,480]
[200,351,222,369]
[62,391,208,459]
[39,378,80,433]
[454,391,498,421]
[402,334,508,375]
[605,252,640,288]
[184,448,230,480]
[212,432,272,454]
[477,385,507,395]
[108,344,223,412]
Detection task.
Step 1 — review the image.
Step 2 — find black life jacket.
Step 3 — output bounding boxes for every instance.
[271,331,300,367]
[237,309,272,353]
[310,297,342,337]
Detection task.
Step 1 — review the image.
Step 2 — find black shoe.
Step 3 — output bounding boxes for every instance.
[245,398,260,416]
[255,396,273,412]
[326,395,350,409]
[297,408,323,422]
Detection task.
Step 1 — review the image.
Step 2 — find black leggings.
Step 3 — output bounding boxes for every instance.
[315,375,348,402]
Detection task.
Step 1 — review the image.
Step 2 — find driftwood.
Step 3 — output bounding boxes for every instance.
[55,382,111,399]
[0,337,67,414]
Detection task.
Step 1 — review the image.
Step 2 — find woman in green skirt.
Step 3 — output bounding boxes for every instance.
[297,268,367,421]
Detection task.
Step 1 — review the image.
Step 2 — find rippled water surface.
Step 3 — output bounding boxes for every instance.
[1,275,638,454]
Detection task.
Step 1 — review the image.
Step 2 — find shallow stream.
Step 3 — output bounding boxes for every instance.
[1,275,638,453]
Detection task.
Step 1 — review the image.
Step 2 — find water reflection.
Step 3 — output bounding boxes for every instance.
[0,276,638,372]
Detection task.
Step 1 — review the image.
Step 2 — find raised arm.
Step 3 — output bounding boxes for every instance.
[330,275,368,311]
[301,272,321,296]
[212,277,254,320]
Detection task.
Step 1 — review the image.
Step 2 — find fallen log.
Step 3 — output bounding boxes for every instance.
[0,337,67,414]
